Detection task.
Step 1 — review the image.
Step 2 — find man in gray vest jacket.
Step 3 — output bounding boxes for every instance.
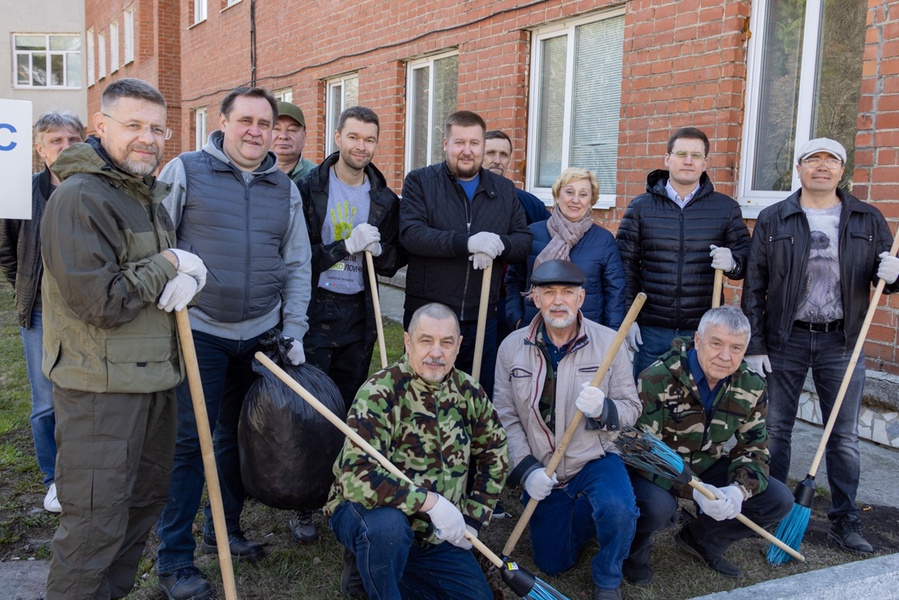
[154,86,312,600]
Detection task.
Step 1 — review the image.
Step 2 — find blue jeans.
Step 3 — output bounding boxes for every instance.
[632,326,694,379]
[766,326,865,519]
[21,310,57,485]
[329,502,492,600]
[524,454,637,590]
[156,329,263,573]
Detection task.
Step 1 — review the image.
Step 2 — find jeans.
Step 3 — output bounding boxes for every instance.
[20,310,57,485]
[329,502,493,600]
[156,329,263,574]
[524,454,637,590]
[629,459,793,562]
[633,325,694,379]
[766,326,865,519]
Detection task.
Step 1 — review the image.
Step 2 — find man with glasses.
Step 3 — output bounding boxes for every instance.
[742,137,899,554]
[617,127,750,377]
[154,86,312,600]
[40,78,206,599]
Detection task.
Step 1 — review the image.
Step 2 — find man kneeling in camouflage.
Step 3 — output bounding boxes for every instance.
[626,306,793,584]
[325,303,508,599]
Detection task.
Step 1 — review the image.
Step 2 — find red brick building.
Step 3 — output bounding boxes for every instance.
[84,0,899,374]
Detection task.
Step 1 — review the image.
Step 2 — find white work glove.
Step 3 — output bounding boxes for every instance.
[524,469,558,501]
[575,382,605,418]
[625,322,643,353]
[692,483,736,522]
[286,340,305,365]
[709,245,736,272]
[467,231,504,259]
[365,241,383,257]
[469,252,492,270]
[157,273,199,312]
[168,248,207,292]
[744,354,771,378]
[345,223,381,255]
[425,494,467,545]
[877,252,899,284]
[719,485,744,520]
[447,525,478,551]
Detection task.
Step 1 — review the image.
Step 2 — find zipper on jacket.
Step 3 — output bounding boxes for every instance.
[459,219,472,321]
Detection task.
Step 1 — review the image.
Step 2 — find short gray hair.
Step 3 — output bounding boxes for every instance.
[697,306,751,342]
[101,78,167,111]
[408,303,460,337]
[34,111,84,141]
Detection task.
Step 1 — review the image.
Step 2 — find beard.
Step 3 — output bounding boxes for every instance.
[543,305,577,329]
[112,143,161,177]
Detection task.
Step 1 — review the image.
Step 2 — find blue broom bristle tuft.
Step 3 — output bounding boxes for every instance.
[765,503,811,565]
[525,576,570,600]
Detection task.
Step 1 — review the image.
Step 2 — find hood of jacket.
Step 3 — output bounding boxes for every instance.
[202,129,279,175]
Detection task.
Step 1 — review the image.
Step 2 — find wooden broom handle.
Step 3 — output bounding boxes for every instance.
[176,310,238,600]
[502,292,646,557]
[471,261,493,381]
[253,352,506,568]
[807,227,899,476]
[365,251,388,369]
[712,269,724,308]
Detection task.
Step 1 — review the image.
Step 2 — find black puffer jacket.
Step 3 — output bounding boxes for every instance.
[0,168,53,328]
[742,188,899,354]
[616,170,750,330]
[400,162,531,321]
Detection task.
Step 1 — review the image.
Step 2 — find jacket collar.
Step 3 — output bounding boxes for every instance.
[312,151,390,193]
[441,161,500,201]
[523,310,589,353]
[646,169,715,203]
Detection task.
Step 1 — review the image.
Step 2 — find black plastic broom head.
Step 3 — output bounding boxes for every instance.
[499,559,569,600]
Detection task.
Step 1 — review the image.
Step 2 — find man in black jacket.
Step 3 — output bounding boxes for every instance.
[0,110,83,514]
[617,127,750,377]
[742,137,899,554]
[400,110,532,396]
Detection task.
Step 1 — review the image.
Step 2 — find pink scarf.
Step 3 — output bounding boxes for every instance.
[532,208,594,271]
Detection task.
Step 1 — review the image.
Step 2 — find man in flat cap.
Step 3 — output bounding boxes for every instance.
[274,100,315,183]
[493,260,639,600]
[742,137,899,553]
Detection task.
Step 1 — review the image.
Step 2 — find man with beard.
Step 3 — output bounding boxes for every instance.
[274,101,316,183]
[40,78,206,599]
[493,260,640,600]
[400,111,532,396]
[154,87,312,599]
[291,106,405,544]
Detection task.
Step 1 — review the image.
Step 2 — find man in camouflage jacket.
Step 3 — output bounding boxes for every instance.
[325,303,508,599]
[625,307,792,584]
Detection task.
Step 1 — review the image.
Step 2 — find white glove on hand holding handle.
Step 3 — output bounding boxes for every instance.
[467,231,504,259]
[524,468,558,501]
[345,223,381,255]
[625,323,642,353]
[709,245,736,272]
[692,483,742,521]
[575,383,605,418]
[425,494,468,547]
[158,273,199,312]
[167,248,207,292]
[877,252,899,284]
[744,354,771,378]
[469,252,492,270]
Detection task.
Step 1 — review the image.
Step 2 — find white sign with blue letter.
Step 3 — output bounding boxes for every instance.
[0,99,34,219]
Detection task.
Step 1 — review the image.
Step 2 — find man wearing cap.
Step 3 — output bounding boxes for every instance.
[493,260,639,600]
[742,137,899,553]
[274,101,315,183]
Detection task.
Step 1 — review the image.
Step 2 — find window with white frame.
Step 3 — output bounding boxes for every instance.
[193,0,207,24]
[124,8,134,64]
[87,29,94,85]
[274,88,293,103]
[109,22,119,72]
[405,52,458,172]
[739,0,867,215]
[527,10,624,208]
[225,0,241,7]
[13,34,82,88]
[98,30,106,78]
[326,74,359,155]
[195,108,208,150]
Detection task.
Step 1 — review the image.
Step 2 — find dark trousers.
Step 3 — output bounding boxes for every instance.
[47,387,176,600]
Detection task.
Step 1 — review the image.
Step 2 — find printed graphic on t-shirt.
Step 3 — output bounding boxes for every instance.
[318,169,372,295]
[331,201,356,243]
[795,206,843,322]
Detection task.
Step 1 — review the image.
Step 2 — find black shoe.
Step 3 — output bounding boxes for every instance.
[492,501,506,520]
[592,586,622,600]
[622,558,653,585]
[341,548,366,598]
[290,510,319,542]
[158,566,214,600]
[828,514,874,554]
[674,527,743,578]
[201,531,265,562]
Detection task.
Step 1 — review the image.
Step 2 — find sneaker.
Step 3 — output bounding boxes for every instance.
[289,510,319,542]
[200,531,265,562]
[158,566,214,600]
[674,527,743,578]
[828,514,874,554]
[492,501,506,520]
[43,483,62,513]
[340,547,366,598]
[622,558,653,585]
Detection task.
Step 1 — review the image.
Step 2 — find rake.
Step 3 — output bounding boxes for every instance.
[613,425,805,563]
[254,351,568,600]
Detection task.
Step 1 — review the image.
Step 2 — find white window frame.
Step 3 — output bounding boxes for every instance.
[194,107,208,151]
[109,22,119,73]
[526,8,625,209]
[326,73,359,155]
[13,33,83,89]
[404,51,458,173]
[274,87,293,103]
[97,30,106,78]
[124,7,134,64]
[193,0,207,24]
[225,0,241,7]
[87,28,95,85]
[739,0,827,218]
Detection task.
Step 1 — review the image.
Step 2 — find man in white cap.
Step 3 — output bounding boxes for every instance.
[742,137,899,554]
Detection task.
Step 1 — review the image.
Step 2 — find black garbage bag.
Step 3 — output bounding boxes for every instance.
[239,331,347,510]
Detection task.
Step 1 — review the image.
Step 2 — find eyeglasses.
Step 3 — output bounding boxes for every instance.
[802,157,843,169]
[102,113,173,141]
[670,151,706,161]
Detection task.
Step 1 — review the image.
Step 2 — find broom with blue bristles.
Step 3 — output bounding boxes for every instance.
[613,426,805,563]
[765,229,899,565]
